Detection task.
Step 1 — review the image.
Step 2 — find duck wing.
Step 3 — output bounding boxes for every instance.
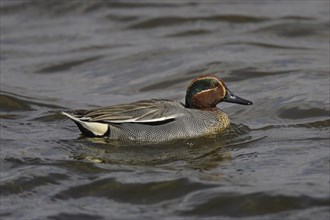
[81,99,184,124]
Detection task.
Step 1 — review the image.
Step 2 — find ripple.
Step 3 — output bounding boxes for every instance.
[292,119,330,129]
[138,75,193,92]
[253,22,329,38]
[0,91,63,110]
[129,15,268,29]
[0,1,30,15]
[279,16,316,21]
[1,172,68,196]
[53,178,214,204]
[225,67,299,82]
[278,106,329,119]
[0,114,18,119]
[1,1,184,16]
[89,1,182,9]
[179,190,329,217]
[35,55,103,74]
[0,94,32,111]
[105,14,140,22]
[165,29,212,38]
[33,112,66,122]
[224,41,312,50]
[253,119,330,131]
[48,213,104,220]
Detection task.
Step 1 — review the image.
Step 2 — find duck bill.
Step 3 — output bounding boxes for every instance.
[223,89,253,105]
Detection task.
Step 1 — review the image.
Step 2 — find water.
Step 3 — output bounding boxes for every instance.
[1,1,329,219]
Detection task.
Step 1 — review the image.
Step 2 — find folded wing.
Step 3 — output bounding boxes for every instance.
[81,99,183,124]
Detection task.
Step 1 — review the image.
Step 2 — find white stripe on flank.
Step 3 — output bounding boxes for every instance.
[105,114,182,123]
[61,112,108,136]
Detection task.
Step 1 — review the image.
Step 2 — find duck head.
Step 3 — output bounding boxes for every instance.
[185,74,253,109]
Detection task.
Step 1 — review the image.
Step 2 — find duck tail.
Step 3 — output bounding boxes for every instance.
[61,111,109,137]
[61,111,81,122]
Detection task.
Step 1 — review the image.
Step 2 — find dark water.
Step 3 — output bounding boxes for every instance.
[1,1,329,219]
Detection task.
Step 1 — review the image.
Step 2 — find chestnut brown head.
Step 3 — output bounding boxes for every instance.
[185,74,253,109]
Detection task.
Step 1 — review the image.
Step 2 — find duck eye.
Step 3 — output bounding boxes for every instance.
[212,81,220,88]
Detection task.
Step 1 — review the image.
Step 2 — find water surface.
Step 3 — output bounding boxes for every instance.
[1,1,329,219]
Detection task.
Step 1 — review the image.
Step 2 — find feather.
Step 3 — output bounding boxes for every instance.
[81,99,182,123]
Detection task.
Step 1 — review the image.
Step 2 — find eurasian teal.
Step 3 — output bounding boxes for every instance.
[62,74,252,142]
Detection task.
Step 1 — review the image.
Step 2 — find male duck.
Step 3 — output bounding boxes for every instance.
[62,74,252,142]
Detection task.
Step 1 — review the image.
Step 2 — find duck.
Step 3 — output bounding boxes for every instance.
[61,74,252,142]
